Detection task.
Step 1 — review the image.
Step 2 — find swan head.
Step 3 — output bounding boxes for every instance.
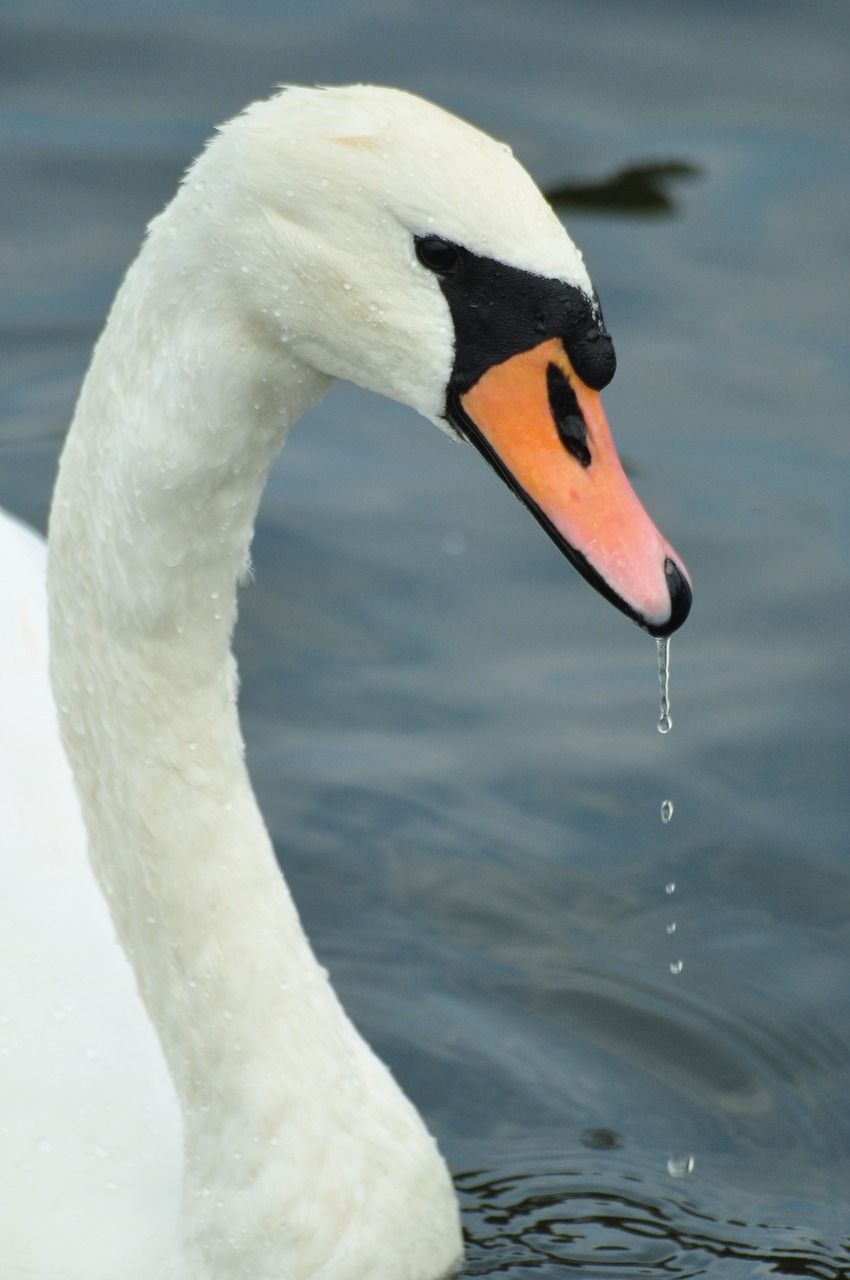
[183,84,691,636]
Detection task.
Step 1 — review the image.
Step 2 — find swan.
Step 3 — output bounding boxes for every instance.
[0,85,691,1280]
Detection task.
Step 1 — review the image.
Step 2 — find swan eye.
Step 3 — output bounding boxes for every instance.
[415,236,463,275]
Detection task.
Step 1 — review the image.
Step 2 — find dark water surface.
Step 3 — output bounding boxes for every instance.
[2,1,849,1275]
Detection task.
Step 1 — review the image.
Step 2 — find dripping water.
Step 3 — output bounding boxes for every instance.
[665,879,681,972]
[657,635,672,733]
[667,1152,695,1178]
[656,696,692,1179]
[656,643,681,973]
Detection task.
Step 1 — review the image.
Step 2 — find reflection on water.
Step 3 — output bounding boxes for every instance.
[546,160,701,219]
[458,1162,850,1278]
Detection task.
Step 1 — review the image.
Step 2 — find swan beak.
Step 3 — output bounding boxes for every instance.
[450,337,692,636]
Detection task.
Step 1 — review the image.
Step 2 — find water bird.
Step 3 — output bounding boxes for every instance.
[0,84,690,1280]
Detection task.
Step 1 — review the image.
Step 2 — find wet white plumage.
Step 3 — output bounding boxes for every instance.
[0,85,595,1279]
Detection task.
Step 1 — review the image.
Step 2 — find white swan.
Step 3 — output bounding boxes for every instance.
[0,85,691,1280]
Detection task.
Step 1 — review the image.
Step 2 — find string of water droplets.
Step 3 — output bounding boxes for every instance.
[656,637,694,1180]
[657,638,681,976]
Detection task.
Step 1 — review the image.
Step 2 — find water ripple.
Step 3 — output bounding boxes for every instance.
[457,1164,850,1278]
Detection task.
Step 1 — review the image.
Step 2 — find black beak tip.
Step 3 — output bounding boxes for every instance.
[641,559,693,638]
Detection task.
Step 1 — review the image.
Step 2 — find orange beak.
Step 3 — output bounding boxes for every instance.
[449,337,691,635]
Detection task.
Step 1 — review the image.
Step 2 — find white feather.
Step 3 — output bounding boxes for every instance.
[1,85,595,1279]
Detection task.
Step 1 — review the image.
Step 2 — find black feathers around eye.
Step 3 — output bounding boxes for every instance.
[415,236,463,275]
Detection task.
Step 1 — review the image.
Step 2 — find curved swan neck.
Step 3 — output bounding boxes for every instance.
[46,199,460,1277]
[47,208,333,1135]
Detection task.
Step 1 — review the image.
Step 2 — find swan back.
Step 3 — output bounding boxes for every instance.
[0,511,182,1278]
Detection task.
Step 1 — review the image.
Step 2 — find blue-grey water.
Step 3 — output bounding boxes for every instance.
[2,1,849,1274]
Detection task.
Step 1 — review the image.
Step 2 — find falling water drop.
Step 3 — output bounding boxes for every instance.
[669,959,684,975]
[667,1153,695,1178]
[665,882,676,896]
[657,636,672,733]
[660,799,674,824]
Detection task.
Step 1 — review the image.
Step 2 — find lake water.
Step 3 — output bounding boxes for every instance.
[2,1,849,1274]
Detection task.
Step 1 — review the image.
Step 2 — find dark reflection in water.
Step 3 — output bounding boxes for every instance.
[546,161,701,218]
[458,1163,850,1278]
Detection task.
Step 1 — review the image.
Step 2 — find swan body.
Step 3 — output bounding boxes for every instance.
[0,512,182,1278]
[1,85,690,1280]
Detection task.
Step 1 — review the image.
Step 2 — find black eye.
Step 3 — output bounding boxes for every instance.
[415,236,463,275]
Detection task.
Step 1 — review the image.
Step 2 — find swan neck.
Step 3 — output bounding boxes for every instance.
[44,186,460,1278]
[46,234,339,1182]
